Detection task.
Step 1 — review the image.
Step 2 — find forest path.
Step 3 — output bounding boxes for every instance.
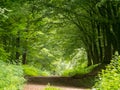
[24,76,92,90]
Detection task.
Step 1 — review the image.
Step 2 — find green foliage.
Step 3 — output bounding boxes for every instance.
[61,69,73,76]
[73,64,98,75]
[62,63,98,77]
[40,0,120,65]
[23,65,40,76]
[44,84,61,90]
[0,47,9,62]
[1,0,119,80]
[0,7,11,18]
[59,48,98,76]
[23,65,50,76]
[0,60,25,90]
[94,55,120,90]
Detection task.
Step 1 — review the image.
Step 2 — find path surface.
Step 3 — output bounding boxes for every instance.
[24,76,93,90]
[24,84,86,90]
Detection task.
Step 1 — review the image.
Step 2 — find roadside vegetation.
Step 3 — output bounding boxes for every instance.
[94,54,120,90]
[0,0,120,90]
[0,61,25,90]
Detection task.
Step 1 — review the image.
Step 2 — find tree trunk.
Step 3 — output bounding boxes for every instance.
[22,49,27,64]
[16,35,20,63]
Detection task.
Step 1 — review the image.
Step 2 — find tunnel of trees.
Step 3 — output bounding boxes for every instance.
[0,0,120,67]
[1,0,120,90]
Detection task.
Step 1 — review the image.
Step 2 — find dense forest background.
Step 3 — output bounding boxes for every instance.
[0,0,120,89]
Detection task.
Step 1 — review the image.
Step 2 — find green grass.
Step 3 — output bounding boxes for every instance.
[44,84,61,90]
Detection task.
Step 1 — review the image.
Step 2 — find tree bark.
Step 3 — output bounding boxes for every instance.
[16,35,20,63]
[22,49,27,64]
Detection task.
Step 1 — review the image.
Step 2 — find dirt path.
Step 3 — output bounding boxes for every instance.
[24,76,93,90]
[24,84,87,90]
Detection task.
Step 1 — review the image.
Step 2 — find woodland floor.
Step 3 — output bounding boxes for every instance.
[24,76,95,90]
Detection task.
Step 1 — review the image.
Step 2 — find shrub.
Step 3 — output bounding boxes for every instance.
[60,48,99,76]
[0,48,9,62]
[61,64,98,77]
[61,69,74,76]
[22,65,40,76]
[23,65,50,76]
[93,55,120,90]
[0,60,25,90]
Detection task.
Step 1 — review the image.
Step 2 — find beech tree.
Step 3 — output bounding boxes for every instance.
[0,0,120,68]
[37,0,120,65]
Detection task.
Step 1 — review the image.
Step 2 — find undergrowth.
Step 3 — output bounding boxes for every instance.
[23,65,50,76]
[0,60,25,90]
[61,63,98,77]
[93,54,120,90]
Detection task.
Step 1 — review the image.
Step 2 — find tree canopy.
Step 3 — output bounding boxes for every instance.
[0,0,120,69]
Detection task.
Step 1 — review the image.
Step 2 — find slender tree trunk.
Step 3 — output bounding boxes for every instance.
[93,42,99,64]
[22,18,30,64]
[22,49,27,64]
[97,23,103,62]
[87,48,93,66]
[16,34,20,63]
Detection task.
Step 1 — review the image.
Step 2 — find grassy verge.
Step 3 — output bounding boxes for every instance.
[0,61,25,90]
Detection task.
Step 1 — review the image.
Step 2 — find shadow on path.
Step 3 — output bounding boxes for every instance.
[25,76,95,89]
